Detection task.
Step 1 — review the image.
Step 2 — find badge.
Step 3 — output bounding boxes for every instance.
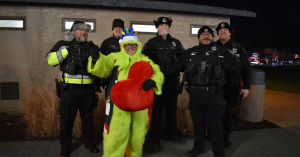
[235,54,240,57]
[111,45,117,50]
[232,48,237,53]
[204,29,208,32]
[162,18,167,23]
[191,52,197,55]
[206,52,209,56]
[221,23,225,28]
[219,56,224,58]
[211,46,217,51]
[172,41,176,47]
[81,25,85,29]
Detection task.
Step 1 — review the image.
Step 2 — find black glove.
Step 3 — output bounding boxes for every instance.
[142,79,156,92]
[86,41,100,60]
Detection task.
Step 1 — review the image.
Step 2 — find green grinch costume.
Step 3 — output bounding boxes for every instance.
[87,29,164,157]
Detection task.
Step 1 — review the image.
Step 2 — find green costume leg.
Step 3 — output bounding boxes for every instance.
[103,105,131,157]
[128,109,149,157]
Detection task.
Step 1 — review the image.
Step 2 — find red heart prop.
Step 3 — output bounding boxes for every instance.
[111,61,154,111]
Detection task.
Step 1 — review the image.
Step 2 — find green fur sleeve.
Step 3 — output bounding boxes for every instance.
[149,61,164,95]
[87,53,115,78]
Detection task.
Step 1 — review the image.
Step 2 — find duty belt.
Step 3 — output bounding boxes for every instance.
[60,72,94,84]
[186,84,224,93]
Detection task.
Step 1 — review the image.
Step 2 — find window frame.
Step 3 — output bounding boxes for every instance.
[0,16,26,30]
[62,18,96,32]
[190,25,217,37]
[130,21,157,34]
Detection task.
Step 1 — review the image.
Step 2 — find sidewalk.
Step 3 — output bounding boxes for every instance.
[1,89,300,157]
[1,127,300,157]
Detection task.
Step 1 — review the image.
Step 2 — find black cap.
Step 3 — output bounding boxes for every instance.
[154,17,172,28]
[198,26,214,38]
[112,18,124,30]
[70,21,85,31]
[216,22,232,35]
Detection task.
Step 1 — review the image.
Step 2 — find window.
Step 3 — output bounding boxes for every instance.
[62,19,96,32]
[0,17,26,30]
[190,25,216,37]
[131,22,157,34]
[1,83,19,100]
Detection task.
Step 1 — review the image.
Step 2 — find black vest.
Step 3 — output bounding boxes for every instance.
[60,40,91,76]
[185,43,226,85]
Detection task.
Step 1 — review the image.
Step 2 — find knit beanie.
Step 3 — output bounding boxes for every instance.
[198,26,214,38]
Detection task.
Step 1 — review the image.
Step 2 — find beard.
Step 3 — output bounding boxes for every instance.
[75,34,87,43]
[160,28,169,36]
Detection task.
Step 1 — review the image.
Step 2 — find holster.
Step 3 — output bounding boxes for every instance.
[55,78,69,98]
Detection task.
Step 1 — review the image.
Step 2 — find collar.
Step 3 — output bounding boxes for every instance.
[216,38,232,47]
[156,33,172,41]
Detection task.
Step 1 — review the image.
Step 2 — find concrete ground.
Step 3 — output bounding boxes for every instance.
[1,89,300,157]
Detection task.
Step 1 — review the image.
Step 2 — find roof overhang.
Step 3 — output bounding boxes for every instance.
[0,0,256,17]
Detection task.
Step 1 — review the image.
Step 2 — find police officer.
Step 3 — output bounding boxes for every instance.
[99,18,124,55]
[46,21,100,157]
[174,26,241,157]
[216,22,251,148]
[142,17,185,147]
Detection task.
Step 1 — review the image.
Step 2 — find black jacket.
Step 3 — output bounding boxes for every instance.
[216,39,251,89]
[142,34,185,78]
[175,42,242,85]
[99,36,120,55]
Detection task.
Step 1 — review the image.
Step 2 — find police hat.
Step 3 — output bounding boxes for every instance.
[112,18,124,31]
[216,22,232,35]
[154,17,172,28]
[198,26,214,38]
[70,21,91,32]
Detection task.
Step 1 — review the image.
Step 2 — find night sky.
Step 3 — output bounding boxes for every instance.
[155,0,300,53]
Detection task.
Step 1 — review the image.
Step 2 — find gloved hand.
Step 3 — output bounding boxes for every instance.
[142,79,156,92]
[86,41,100,61]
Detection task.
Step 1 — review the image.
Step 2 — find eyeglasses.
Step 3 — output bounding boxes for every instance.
[200,33,212,37]
[124,44,137,49]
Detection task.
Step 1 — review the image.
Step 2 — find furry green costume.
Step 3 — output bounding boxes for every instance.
[87,29,164,157]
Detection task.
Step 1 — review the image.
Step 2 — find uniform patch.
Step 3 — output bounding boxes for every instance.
[227,49,235,55]
[232,48,237,53]
[211,46,217,51]
[172,41,176,47]
[191,52,197,55]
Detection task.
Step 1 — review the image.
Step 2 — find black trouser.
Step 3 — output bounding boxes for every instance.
[59,84,97,150]
[150,77,179,140]
[187,88,226,157]
[223,86,240,141]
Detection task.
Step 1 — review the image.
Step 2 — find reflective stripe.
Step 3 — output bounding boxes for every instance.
[60,73,94,79]
[46,52,51,62]
[61,77,94,84]
[57,46,68,63]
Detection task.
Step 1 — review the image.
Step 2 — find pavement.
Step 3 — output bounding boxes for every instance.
[1,89,300,157]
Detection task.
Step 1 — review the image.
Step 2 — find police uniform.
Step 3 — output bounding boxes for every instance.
[175,41,241,157]
[99,36,120,55]
[216,35,251,146]
[46,21,99,155]
[142,33,185,142]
